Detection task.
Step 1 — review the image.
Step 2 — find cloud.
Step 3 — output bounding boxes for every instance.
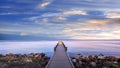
[1,0,120,40]
[0,13,19,15]
[65,20,108,30]
[36,0,52,9]
[60,19,120,39]
[41,13,62,17]
[87,19,120,27]
[42,18,49,23]
[63,10,87,15]
[62,27,120,39]
[24,16,42,22]
[25,15,67,24]
[53,16,67,22]
[20,32,28,36]
[24,15,50,24]
[1,19,120,39]
[41,10,87,18]
[106,13,120,18]
[22,14,120,39]
[0,12,38,15]
[40,2,50,8]
[88,20,109,25]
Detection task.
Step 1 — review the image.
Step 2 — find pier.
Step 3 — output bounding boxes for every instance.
[46,41,74,68]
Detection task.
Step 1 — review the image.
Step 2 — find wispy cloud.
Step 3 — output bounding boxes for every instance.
[39,10,87,18]
[0,12,38,15]
[106,12,120,18]
[63,10,87,15]
[62,27,120,39]
[0,12,20,15]
[89,20,109,25]
[20,32,28,36]
[36,0,53,9]
[60,19,120,39]
[41,2,50,8]
[53,16,67,22]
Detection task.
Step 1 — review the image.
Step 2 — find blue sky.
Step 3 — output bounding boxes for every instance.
[0,0,120,40]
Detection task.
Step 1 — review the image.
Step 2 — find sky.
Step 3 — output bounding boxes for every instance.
[0,0,120,40]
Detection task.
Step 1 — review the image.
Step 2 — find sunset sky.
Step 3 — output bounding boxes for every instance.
[0,0,120,40]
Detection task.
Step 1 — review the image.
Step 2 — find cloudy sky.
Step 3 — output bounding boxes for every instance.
[0,0,120,40]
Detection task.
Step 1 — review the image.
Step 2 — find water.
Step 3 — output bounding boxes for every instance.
[0,40,120,57]
[0,41,57,56]
[64,40,120,57]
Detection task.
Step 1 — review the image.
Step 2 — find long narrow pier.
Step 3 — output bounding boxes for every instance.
[46,41,74,68]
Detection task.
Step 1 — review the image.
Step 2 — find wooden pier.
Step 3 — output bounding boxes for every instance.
[46,41,74,68]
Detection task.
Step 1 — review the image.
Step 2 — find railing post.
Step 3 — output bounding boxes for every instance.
[65,47,67,51]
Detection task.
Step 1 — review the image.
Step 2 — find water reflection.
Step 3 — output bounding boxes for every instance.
[0,41,120,57]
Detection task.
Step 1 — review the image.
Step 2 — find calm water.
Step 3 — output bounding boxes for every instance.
[0,41,120,57]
